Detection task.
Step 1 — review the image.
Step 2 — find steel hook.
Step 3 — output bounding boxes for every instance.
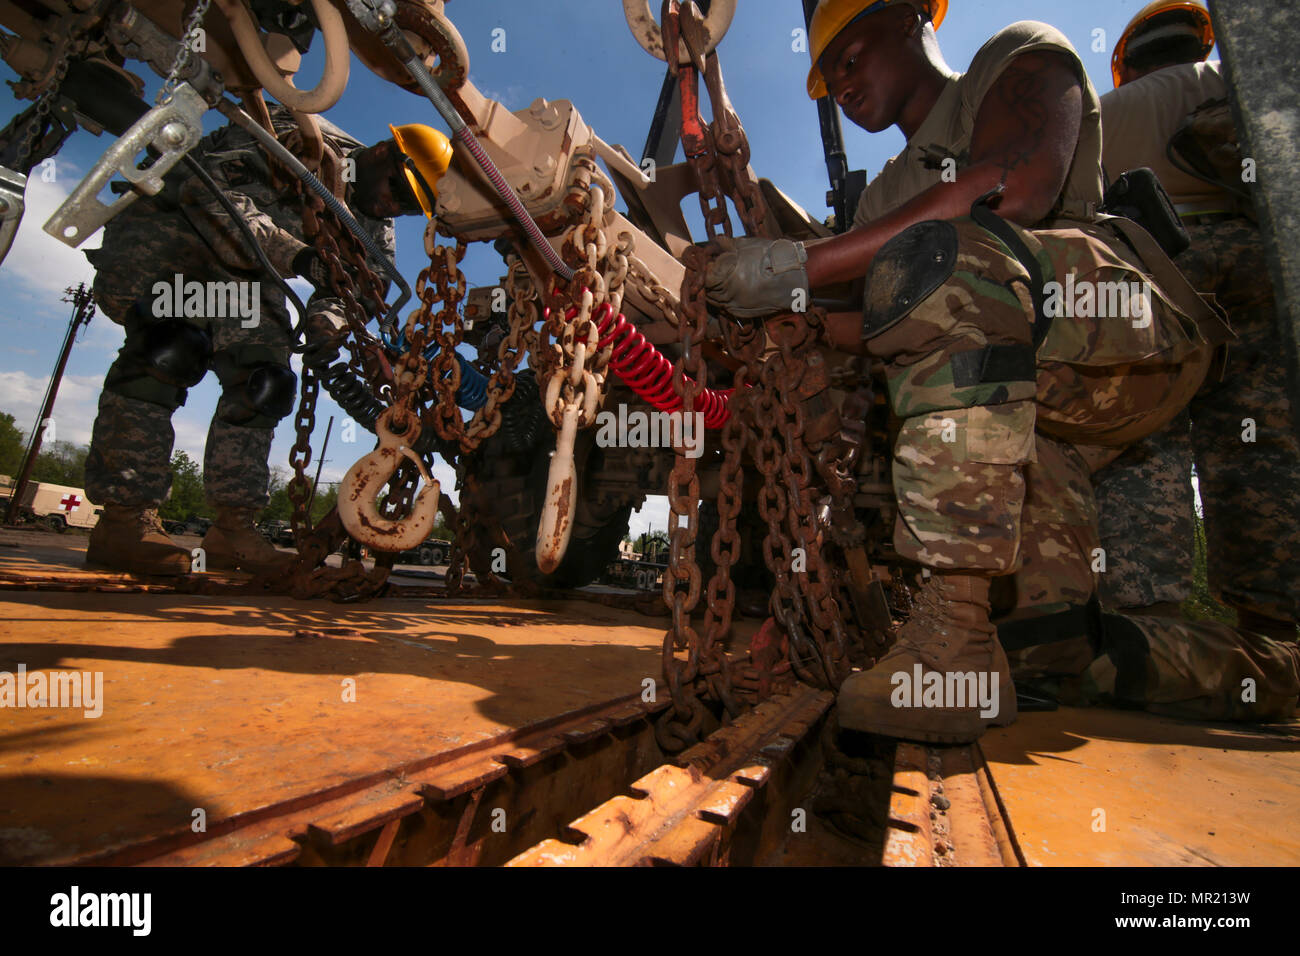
[338,406,441,552]
[535,401,581,575]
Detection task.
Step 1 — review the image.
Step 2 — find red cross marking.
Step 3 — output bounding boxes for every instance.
[60,493,81,513]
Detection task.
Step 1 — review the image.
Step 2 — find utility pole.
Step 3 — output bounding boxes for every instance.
[5,284,95,525]
[307,415,334,516]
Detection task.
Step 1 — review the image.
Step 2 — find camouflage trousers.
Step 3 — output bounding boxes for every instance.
[867,214,1298,719]
[1081,614,1300,722]
[1094,217,1300,623]
[84,294,292,511]
[870,215,1206,577]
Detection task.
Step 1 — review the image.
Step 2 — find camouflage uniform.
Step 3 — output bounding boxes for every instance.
[1095,217,1300,623]
[1080,614,1299,720]
[1092,58,1300,627]
[851,27,1300,720]
[870,214,1214,586]
[84,106,395,511]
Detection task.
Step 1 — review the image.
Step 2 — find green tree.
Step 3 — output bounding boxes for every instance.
[160,450,208,521]
[309,481,338,525]
[639,529,670,561]
[1182,509,1235,625]
[29,439,89,486]
[260,476,346,526]
[260,467,293,522]
[0,412,25,477]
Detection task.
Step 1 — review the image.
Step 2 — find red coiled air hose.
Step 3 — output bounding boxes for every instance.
[546,301,734,429]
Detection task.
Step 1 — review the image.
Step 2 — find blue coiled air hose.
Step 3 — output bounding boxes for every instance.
[430,348,489,411]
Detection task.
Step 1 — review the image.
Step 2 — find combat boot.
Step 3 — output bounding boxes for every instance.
[838,572,1017,743]
[85,506,193,576]
[201,507,296,575]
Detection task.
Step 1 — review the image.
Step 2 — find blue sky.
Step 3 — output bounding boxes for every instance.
[0,0,1181,535]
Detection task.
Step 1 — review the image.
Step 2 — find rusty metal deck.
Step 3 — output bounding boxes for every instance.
[0,576,702,865]
[3,528,1299,866]
[979,706,1300,866]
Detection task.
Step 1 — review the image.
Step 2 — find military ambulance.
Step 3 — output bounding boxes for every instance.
[0,477,101,532]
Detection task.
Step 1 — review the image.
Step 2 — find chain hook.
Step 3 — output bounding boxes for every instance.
[535,400,581,574]
[338,406,442,552]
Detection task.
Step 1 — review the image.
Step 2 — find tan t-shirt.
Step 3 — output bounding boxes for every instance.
[1100,60,1229,208]
[854,21,1105,227]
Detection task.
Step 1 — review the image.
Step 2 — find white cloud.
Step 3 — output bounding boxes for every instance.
[628,494,669,538]
[0,165,102,301]
[78,314,127,353]
[476,84,529,111]
[0,370,104,446]
[0,366,211,467]
[171,398,212,465]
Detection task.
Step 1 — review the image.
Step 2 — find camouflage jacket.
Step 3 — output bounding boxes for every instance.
[86,105,395,329]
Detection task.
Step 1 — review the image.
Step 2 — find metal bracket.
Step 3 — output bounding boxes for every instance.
[43,82,207,248]
[0,166,27,266]
[343,0,397,37]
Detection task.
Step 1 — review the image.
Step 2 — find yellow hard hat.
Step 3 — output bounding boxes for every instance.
[1112,0,1213,88]
[806,0,947,99]
[388,123,453,219]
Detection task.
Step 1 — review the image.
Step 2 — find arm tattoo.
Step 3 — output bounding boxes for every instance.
[988,57,1054,184]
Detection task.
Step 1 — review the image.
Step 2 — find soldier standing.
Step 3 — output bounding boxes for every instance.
[1091,0,1300,643]
[83,104,447,576]
[702,0,1300,740]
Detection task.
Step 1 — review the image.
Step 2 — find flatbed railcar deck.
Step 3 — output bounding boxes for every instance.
[2,529,1297,867]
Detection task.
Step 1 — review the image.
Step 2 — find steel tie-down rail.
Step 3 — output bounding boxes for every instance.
[508,685,833,866]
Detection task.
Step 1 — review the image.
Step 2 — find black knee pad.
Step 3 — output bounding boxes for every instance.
[218,362,297,428]
[104,314,214,410]
[861,219,957,340]
[139,319,214,387]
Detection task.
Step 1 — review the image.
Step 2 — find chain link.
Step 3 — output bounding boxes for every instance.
[157,0,212,105]
[14,41,75,168]
[268,128,406,599]
[657,2,865,745]
[626,254,682,328]
[540,153,621,432]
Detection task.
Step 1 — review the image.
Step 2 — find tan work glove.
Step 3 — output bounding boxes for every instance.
[704,236,810,321]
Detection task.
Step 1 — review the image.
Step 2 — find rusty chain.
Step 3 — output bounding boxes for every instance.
[626,253,683,328]
[414,231,542,590]
[13,50,72,168]
[539,154,620,431]
[460,253,536,448]
[657,0,866,746]
[260,121,410,600]
[657,0,743,749]
[659,243,709,750]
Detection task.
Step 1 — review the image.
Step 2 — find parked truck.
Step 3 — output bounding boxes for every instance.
[0,475,101,532]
